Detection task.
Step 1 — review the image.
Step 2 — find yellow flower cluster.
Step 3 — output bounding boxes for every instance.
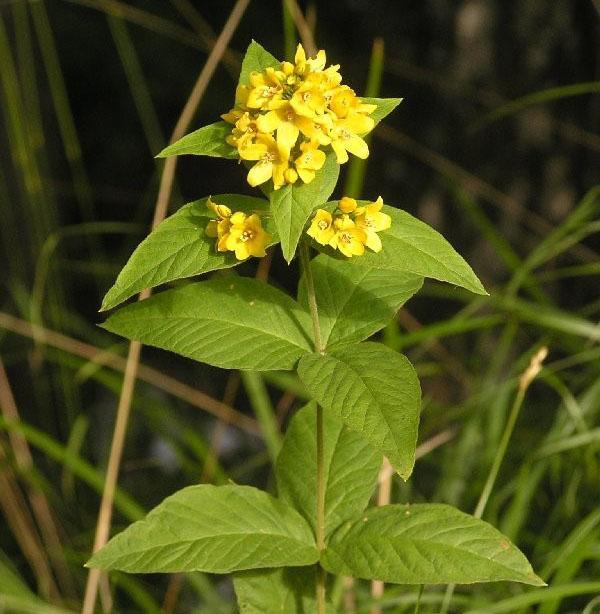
[307,196,391,258]
[204,198,271,260]
[222,44,377,190]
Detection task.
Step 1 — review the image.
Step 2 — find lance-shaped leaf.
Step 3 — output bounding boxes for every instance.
[102,277,313,371]
[322,503,545,586]
[270,152,339,263]
[362,97,403,126]
[156,121,237,159]
[87,485,318,573]
[316,202,487,295]
[298,255,423,350]
[101,195,276,312]
[297,343,421,479]
[234,567,336,614]
[276,402,381,538]
[238,40,280,87]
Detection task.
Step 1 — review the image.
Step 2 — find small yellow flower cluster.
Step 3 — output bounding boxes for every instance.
[204,198,271,260]
[307,196,391,258]
[222,45,377,190]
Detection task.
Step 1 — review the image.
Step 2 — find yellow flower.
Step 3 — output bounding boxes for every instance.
[307,209,335,245]
[294,140,326,184]
[329,86,376,119]
[293,44,326,76]
[221,42,384,189]
[205,198,233,252]
[256,104,300,152]
[330,214,367,257]
[238,133,290,189]
[225,212,271,260]
[329,86,359,119]
[246,68,285,110]
[290,77,328,119]
[354,196,391,253]
[206,197,232,220]
[338,196,357,213]
[295,113,333,146]
[330,112,374,163]
[225,112,260,149]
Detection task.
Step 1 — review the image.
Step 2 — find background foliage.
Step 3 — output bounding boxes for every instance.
[0,1,598,612]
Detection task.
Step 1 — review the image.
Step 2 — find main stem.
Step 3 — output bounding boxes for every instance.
[299,241,326,613]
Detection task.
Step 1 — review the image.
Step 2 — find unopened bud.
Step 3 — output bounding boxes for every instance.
[338,196,358,213]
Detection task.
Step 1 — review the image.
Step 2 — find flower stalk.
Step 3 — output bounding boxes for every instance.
[299,239,326,613]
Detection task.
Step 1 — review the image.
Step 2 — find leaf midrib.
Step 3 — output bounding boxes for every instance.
[112,531,317,555]
[330,535,534,582]
[111,313,311,353]
[331,350,411,458]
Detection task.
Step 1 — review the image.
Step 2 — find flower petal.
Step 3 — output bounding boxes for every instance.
[277,121,300,151]
[247,161,273,187]
[345,134,369,159]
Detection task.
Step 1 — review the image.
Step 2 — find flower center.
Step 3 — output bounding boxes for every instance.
[317,220,329,230]
[240,230,255,242]
[262,86,278,98]
[340,232,352,244]
[261,152,276,164]
[339,128,351,141]
[302,91,312,102]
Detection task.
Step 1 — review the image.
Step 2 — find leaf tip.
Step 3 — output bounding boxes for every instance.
[98,297,111,313]
[528,572,547,587]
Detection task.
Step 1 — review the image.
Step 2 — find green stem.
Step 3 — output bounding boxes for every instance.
[473,386,526,519]
[440,349,545,614]
[299,241,324,355]
[299,240,326,613]
[413,584,424,614]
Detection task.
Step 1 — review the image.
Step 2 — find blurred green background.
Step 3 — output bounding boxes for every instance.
[0,1,599,612]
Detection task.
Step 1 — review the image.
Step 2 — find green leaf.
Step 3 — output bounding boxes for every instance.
[362,97,403,126]
[87,484,318,573]
[238,40,280,87]
[156,121,237,159]
[297,343,421,479]
[270,152,340,263]
[100,194,276,311]
[298,254,423,349]
[321,503,545,586]
[234,567,335,614]
[276,402,381,538]
[317,202,487,295]
[102,277,313,371]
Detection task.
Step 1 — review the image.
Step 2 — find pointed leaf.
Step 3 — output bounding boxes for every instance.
[156,121,237,159]
[238,40,280,87]
[234,567,336,614]
[101,195,276,311]
[87,484,318,573]
[102,277,313,371]
[362,97,403,126]
[276,402,381,538]
[270,152,340,263]
[298,255,423,349]
[316,202,487,295]
[322,503,545,586]
[297,343,421,479]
